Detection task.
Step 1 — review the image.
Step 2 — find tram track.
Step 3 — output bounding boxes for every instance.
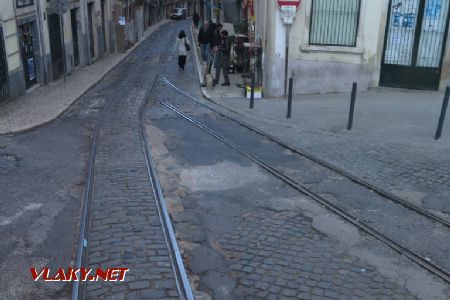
[71,63,135,300]
[139,78,194,300]
[161,76,450,229]
[158,87,450,284]
[71,26,193,299]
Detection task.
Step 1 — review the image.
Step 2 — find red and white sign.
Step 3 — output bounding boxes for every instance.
[278,0,300,25]
[277,0,301,8]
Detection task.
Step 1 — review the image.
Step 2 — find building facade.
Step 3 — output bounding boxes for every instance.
[252,0,450,97]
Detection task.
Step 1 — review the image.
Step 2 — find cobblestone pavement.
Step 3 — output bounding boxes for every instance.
[146,102,449,299]
[203,95,450,217]
[248,124,450,216]
[82,22,190,299]
[145,41,450,299]
[221,211,418,299]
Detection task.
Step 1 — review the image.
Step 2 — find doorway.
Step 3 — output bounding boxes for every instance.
[18,22,37,89]
[101,0,107,54]
[0,27,10,104]
[381,0,450,90]
[71,8,80,66]
[88,2,95,59]
[48,14,64,80]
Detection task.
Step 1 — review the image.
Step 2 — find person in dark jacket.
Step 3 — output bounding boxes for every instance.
[207,21,218,49]
[193,12,200,28]
[214,30,232,86]
[198,22,210,62]
[210,23,223,48]
[210,23,223,73]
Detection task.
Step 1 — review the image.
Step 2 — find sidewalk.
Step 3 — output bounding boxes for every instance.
[0,20,170,135]
[190,26,450,147]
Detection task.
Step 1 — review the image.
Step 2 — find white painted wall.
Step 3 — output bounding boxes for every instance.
[0,0,21,73]
[292,0,388,82]
[257,0,391,95]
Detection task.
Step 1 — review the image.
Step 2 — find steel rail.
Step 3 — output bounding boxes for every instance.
[71,70,135,300]
[161,100,450,284]
[161,77,450,229]
[139,76,194,300]
[72,61,193,300]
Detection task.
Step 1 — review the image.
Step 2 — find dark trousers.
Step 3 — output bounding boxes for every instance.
[215,55,230,84]
[178,55,187,69]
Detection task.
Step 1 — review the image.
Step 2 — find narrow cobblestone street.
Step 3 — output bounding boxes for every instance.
[1,17,450,300]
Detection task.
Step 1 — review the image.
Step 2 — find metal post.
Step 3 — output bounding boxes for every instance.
[287,77,293,118]
[58,1,67,81]
[250,71,255,109]
[347,82,357,130]
[284,24,290,96]
[435,86,450,140]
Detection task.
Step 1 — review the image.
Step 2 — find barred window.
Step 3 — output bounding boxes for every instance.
[309,0,361,47]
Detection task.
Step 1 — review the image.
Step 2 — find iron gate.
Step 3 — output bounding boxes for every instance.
[0,27,10,105]
[381,0,450,89]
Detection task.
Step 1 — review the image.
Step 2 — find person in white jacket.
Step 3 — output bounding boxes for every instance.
[175,30,190,71]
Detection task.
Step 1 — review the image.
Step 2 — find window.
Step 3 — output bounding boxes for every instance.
[16,0,34,8]
[309,0,361,47]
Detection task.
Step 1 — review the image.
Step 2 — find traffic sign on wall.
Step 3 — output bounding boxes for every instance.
[277,0,301,8]
[277,0,301,25]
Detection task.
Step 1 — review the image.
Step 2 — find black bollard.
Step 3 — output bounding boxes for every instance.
[287,78,294,119]
[250,72,255,109]
[347,82,357,131]
[435,86,450,140]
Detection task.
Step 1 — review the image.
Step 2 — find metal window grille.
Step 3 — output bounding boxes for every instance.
[16,0,34,8]
[416,0,450,68]
[309,0,361,47]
